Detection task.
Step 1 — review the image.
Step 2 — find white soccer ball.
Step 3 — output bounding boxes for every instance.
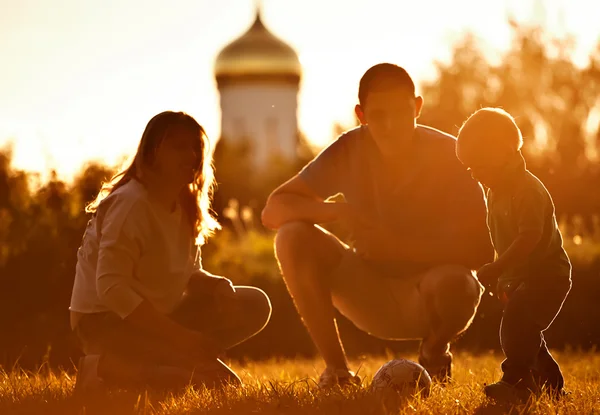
[371,359,432,399]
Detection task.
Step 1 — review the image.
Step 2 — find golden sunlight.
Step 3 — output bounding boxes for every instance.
[0,0,598,180]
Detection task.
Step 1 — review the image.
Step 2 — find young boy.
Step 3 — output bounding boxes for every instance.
[456,108,572,402]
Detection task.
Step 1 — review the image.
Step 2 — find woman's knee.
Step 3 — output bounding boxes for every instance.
[234,286,272,334]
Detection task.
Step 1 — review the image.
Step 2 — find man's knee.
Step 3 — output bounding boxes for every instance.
[274,222,342,272]
[274,222,316,255]
[422,265,484,329]
[434,265,484,305]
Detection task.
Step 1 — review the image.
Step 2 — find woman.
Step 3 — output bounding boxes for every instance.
[69,111,271,393]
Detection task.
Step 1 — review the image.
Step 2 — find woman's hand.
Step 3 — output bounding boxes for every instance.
[213,277,236,298]
[189,270,238,315]
[182,329,222,362]
[190,271,235,296]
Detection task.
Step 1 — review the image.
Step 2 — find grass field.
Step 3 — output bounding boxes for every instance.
[1,351,599,414]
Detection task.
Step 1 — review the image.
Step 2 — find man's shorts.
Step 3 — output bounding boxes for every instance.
[330,249,434,340]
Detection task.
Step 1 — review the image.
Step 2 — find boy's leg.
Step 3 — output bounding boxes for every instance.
[533,337,564,392]
[499,287,544,386]
[490,280,570,400]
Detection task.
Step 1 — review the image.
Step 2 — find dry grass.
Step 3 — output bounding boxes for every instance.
[1,351,599,414]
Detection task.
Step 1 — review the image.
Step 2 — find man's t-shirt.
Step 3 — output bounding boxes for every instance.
[298,124,491,273]
[486,160,572,285]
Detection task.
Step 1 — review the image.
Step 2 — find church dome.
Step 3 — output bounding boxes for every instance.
[215,12,301,83]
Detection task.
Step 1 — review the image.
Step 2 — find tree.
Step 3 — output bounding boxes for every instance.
[419,20,600,221]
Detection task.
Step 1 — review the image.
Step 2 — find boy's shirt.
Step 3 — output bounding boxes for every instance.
[486,157,571,286]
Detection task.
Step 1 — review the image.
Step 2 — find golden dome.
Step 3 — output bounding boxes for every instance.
[215,12,301,82]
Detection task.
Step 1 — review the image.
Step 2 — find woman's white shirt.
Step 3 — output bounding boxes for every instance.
[69,179,199,319]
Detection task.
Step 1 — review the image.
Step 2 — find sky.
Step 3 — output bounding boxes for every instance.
[1,0,599,181]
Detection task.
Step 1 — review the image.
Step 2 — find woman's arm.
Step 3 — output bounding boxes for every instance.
[95,198,221,361]
[125,299,221,359]
[96,252,222,360]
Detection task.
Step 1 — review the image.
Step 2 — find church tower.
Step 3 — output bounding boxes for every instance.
[214,7,302,168]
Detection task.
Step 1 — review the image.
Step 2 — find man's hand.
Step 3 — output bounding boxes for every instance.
[331,203,400,260]
[332,203,369,228]
[352,224,397,260]
[329,203,388,259]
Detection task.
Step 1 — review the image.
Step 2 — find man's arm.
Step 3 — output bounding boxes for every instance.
[398,227,492,268]
[262,131,354,230]
[261,175,345,230]
[422,157,495,269]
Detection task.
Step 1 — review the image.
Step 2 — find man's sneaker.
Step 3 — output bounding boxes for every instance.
[317,367,361,389]
[484,380,539,403]
[74,355,105,398]
[485,372,541,404]
[418,352,453,383]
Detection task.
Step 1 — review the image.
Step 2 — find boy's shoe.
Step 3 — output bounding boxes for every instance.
[419,352,453,383]
[531,369,566,399]
[551,388,570,400]
[74,355,106,398]
[317,367,361,389]
[484,378,539,403]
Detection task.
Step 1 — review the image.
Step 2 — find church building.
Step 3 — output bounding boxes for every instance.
[214,8,302,168]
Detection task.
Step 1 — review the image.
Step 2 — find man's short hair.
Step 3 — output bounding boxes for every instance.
[458,107,524,151]
[358,63,416,107]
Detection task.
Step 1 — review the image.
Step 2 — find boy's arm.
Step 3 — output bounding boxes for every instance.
[486,230,542,273]
[478,188,546,280]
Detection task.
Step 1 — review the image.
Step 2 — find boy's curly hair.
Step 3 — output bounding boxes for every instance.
[457,107,523,151]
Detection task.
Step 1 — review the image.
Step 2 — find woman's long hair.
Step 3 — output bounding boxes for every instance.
[86,111,220,245]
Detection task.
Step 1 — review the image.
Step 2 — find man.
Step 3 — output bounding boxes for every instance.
[261,63,494,387]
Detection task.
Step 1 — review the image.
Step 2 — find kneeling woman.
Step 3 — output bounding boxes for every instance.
[69,111,271,392]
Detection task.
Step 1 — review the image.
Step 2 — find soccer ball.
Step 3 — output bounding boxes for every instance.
[371,359,432,399]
